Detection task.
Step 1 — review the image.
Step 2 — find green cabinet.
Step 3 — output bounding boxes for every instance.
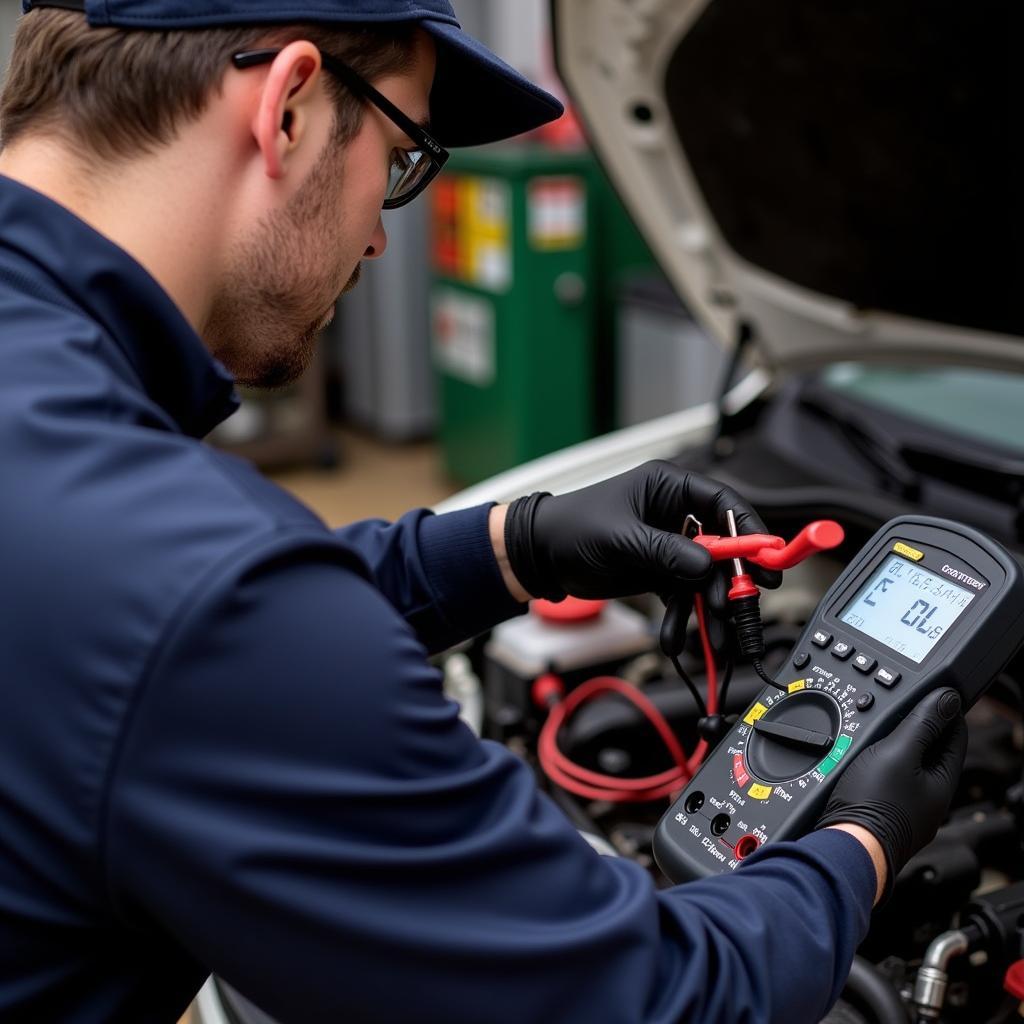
[430,145,602,484]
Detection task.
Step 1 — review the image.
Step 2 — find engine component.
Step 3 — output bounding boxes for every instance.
[961,883,1024,963]
[482,599,654,739]
[844,957,909,1024]
[865,806,1019,963]
[442,653,483,736]
[912,928,975,1022]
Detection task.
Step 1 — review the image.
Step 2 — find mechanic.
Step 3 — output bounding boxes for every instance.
[0,2,967,1022]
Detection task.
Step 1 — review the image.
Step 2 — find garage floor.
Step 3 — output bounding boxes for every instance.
[271,427,458,525]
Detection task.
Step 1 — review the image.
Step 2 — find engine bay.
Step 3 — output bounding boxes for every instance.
[448,384,1024,1024]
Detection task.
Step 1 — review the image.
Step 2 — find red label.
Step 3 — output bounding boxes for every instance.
[733,753,750,788]
[431,177,460,274]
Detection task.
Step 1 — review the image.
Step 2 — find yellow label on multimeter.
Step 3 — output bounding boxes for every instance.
[893,542,925,562]
[743,702,768,726]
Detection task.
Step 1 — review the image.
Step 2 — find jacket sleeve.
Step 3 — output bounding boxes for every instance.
[334,503,525,652]
[104,544,875,1024]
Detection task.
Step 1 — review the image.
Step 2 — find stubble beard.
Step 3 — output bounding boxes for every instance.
[203,143,360,390]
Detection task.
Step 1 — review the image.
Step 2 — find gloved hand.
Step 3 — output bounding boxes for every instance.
[503,460,781,602]
[816,688,968,899]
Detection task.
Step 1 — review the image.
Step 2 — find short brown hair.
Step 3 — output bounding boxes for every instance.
[0,9,417,161]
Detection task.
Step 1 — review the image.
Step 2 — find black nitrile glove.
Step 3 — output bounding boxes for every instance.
[816,688,967,898]
[504,460,781,602]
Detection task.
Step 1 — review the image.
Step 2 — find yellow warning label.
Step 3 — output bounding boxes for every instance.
[788,680,806,693]
[893,542,925,562]
[748,784,772,800]
[455,176,512,292]
[743,702,768,726]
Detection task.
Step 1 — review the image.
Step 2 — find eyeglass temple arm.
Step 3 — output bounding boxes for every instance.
[232,49,445,160]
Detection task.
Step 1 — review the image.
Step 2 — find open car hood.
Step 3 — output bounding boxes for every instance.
[551,0,1024,373]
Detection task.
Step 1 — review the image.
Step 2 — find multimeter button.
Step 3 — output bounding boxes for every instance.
[831,641,854,660]
[710,814,731,836]
[852,654,877,674]
[874,667,902,688]
[856,692,875,711]
[793,651,811,669]
[811,630,833,648]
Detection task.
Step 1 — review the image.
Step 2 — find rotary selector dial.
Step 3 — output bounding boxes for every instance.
[745,689,843,783]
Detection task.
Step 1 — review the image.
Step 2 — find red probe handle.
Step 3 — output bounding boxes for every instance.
[692,534,784,559]
[754,520,845,570]
[693,521,844,571]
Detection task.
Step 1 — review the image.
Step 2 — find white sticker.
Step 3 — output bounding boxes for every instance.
[474,240,511,292]
[431,288,495,387]
[528,176,586,251]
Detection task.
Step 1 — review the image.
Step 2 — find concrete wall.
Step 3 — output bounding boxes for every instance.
[457,0,551,82]
[0,1,18,73]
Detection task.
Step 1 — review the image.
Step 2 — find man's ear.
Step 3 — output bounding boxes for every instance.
[252,41,323,181]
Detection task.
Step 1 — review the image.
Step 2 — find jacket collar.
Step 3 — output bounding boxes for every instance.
[0,175,239,438]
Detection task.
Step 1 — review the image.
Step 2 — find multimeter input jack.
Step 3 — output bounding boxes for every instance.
[735,835,760,860]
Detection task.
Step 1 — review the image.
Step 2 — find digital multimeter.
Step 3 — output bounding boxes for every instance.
[654,515,1024,884]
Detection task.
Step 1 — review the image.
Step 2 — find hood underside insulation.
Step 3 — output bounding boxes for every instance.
[665,0,1024,338]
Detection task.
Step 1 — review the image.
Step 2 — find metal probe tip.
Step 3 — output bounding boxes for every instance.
[725,509,744,577]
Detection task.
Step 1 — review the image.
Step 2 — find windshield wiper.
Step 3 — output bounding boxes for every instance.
[801,390,1024,539]
[899,441,1024,507]
[800,392,922,501]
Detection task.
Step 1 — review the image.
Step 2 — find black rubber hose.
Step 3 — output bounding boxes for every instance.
[844,956,909,1024]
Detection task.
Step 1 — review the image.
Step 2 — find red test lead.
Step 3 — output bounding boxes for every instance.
[692,519,845,571]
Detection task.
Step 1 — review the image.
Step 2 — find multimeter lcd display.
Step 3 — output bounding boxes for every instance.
[840,555,975,663]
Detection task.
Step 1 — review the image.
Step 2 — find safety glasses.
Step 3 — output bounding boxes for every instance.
[232,48,450,210]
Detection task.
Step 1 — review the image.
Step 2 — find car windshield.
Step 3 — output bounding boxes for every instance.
[822,364,1024,457]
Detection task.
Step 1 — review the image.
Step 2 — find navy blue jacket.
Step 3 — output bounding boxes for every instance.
[0,175,875,1024]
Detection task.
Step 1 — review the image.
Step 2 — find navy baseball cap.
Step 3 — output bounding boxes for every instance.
[21,0,564,147]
